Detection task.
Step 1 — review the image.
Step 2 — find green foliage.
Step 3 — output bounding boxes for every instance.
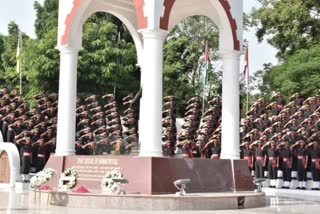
[164,16,220,115]
[251,0,320,59]
[0,34,5,74]
[254,45,320,98]
[0,2,221,114]
[78,12,140,99]
[0,21,22,89]
[0,0,140,103]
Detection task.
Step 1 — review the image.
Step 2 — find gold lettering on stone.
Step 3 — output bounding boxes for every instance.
[74,157,121,181]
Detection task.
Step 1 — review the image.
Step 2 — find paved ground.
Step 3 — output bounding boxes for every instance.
[0,189,319,214]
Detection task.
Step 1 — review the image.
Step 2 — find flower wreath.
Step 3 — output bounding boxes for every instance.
[101,170,125,194]
[30,168,55,188]
[58,167,78,191]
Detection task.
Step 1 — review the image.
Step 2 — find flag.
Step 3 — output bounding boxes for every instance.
[243,46,249,80]
[16,31,22,74]
[204,40,209,85]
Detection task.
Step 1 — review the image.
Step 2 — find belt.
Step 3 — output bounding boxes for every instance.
[211,154,219,159]
[23,152,31,156]
[298,156,305,159]
[256,156,264,160]
[37,154,45,158]
[182,154,189,158]
[312,159,320,162]
[283,158,290,161]
[269,157,276,160]
[244,156,251,160]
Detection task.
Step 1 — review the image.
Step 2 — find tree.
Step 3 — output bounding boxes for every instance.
[78,12,140,99]
[0,34,5,74]
[23,1,140,102]
[163,16,220,115]
[250,0,320,59]
[0,21,22,89]
[261,45,320,97]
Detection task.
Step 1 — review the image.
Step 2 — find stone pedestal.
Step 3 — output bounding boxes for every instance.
[44,156,254,194]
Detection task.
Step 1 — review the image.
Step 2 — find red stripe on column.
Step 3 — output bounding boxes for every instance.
[133,0,148,29]
[61,0,82,45]
[160,0,176,30]
[218,0,240,51]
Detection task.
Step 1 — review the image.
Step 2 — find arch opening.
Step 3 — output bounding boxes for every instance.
[163,15,222,117]
[77,12,140,99]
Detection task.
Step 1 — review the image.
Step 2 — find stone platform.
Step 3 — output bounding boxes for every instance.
[263,188,320,202]
[32,191,265,210]
[44,155,254,194]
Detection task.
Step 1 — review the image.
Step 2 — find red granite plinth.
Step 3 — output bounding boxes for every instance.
[44,156,254,194]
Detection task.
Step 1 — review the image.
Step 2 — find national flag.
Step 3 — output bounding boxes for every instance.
[204,40,209,85]
[16,31,22,74]
[243,46,249,79]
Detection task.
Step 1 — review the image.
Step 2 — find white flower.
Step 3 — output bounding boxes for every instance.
[101,170,125,194]
[58,167,78,191]
[30,168,55,188]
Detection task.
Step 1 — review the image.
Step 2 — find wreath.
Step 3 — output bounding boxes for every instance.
[101,170,127,194]
[30,168,55,188]
[58,167,78,191]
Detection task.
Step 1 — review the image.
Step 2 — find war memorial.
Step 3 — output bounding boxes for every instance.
[1,0,320,213]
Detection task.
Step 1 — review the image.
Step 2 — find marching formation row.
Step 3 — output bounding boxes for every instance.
[1,87,319,187]
[240,92,320,190]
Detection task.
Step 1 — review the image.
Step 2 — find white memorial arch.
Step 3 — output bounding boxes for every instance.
[56,0,243,159]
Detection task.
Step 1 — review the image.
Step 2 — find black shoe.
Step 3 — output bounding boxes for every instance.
[281,186,286,189]
[296,187,301,189]
[269,185,273,188]
[22,180,27,183]
[301,187,306,190]
[311,188,319,190]
[286,187,290,189]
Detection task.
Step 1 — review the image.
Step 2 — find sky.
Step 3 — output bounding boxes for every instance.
[0,0,278,74]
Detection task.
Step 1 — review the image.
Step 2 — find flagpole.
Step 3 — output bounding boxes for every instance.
[19,61,22,95]
[246,42,249,113]
[202,40,209,114]
[17,31,23,95]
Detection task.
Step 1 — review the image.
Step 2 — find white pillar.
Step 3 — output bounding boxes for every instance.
[220,51,241,159]
[55,47,78,156]
[139,30,167,157]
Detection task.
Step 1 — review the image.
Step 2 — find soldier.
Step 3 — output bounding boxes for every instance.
[261,113,272,129]
[240,142,253,172]
[162,140,175,157]
[16,137,33,182]
[284,119,299,132]
[176,140,194,158]
[203,139,221,159]
[272,92,286,108]
[45,138,56,160]
[33,138,47,172]
[308,132,320,143]
[273,122,283,133]
[262,141,279,188]
[8,118,24,143]
[278,142,293,189]
[307,142,320,190]
[292,111,305,126]
[263,127,274,139]
[301,118,314,136]
[30,128,41,143]
[250,140,265,179]
[290,93,304,107]
[291,140,308,189]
